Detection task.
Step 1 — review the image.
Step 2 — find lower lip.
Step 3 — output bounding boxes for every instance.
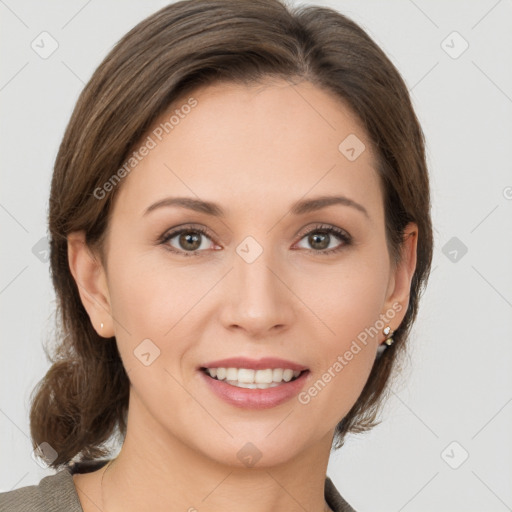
[199,370,310,409]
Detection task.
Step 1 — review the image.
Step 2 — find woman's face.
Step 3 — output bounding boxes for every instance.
[74,78,416,467]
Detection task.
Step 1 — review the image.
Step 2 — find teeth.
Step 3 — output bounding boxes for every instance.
[237,368,255,383]
[283,369,294,382]
[255,369,273,383]
[226,367,238,381]
[204,367,302,384]
[227,381,281,389]
[272,368,283,382]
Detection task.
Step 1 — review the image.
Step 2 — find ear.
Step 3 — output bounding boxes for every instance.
[67,231,114,338]
[382,222,418,331]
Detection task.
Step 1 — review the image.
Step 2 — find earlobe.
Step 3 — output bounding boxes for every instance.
[67,231,114,338]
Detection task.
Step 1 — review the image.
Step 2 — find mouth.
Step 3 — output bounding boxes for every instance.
[200,367,308,389]
[197,357,310,408]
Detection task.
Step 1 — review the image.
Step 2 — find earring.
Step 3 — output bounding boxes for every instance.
[376,325,395,357]
[382,325,394,346]
[100,322,104,329]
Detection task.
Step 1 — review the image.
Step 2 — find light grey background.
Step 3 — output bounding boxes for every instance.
[1,1,511,510]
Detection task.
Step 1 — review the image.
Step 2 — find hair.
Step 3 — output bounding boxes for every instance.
[29,0,433,469]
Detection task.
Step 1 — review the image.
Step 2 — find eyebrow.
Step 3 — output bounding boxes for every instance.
[143,194,369,219]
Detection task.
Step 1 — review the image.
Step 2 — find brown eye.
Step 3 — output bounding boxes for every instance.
[308,232,331,250]
[295,224,351,255]
[160,226,215,256]
[177,231,203,251]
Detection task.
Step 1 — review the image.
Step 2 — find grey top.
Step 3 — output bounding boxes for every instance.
[0,459,356,511]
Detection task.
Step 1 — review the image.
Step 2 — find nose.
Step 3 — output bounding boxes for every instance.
[219,244,295,338]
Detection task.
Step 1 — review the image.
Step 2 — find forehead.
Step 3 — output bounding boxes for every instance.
[112,79,383,223]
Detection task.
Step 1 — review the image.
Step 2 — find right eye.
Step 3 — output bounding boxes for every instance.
[160,225,218,257]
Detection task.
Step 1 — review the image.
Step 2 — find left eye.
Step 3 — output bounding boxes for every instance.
[294,225,351,254]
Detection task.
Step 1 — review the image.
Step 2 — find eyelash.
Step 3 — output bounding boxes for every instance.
[159,223,352,257]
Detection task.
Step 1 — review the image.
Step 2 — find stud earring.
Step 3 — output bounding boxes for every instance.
[376,325,395,357]
[382,325,394,346]
[100,322,104,329]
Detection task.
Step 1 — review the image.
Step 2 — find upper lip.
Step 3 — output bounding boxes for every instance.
[199,357,308,372]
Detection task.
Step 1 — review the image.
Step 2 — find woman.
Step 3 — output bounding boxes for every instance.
[0,0,432,510]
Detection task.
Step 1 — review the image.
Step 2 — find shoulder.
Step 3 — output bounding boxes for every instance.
[0,467,81,512]
[325,476,357,512]
[0,460,109,512]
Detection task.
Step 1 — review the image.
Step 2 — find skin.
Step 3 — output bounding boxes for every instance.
[68,78,417,512]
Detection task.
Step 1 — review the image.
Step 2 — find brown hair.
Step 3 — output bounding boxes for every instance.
[30,0,433,468]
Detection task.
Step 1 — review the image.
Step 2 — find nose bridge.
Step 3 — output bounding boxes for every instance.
[222,235,292,333]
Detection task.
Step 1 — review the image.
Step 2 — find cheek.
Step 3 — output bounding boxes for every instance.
[105,246,220,383]
[294,254,389,416]
[105,252,201,401]
[107,246,207,333]
[296,250,390,338]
